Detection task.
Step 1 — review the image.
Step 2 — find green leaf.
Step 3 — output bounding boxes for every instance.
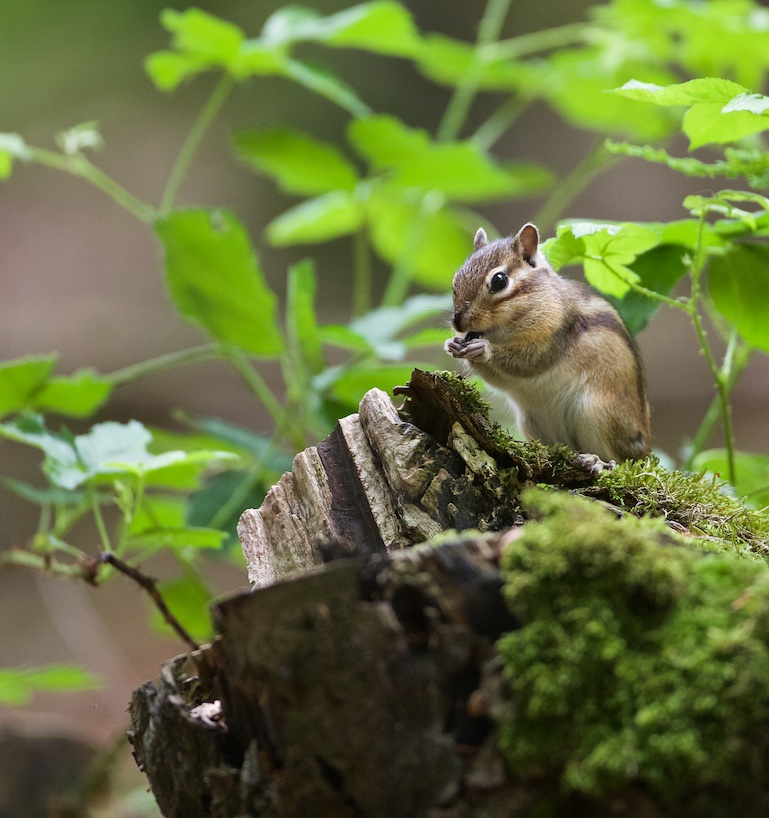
[125,526,225,551]
[145,51,209,91]
[0,354,57,416]
[415,33,521,90]
[365,190,471,289]
[266,191,364,245]
[317,363,420,409]
[709,244,769,351]
[1,477,82,507]
[547,222,661,298]
[318,325,374,354]
[349,115,552,202]
[722,93,769,116]
[0,665,99,706]
[160,8,245,65]
[527,56,678,140]
[0,415,78,485]
[261,1,421,57]
[0,133,30,179]
[157,209,283,356]
[608,245,688,335]
[350,294,451,344]
[234,127,358,195]
[151,571,213,642]
[286,260,325,377]
[683,103,769,149]
[612,78,749,107]
[691,449,769,508]
[34,370,112,418]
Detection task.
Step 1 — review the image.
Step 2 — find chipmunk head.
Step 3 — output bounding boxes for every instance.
[450,222,552,343]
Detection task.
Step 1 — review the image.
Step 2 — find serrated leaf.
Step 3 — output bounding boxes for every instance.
[612,77,748,106]
[34,370,112,418]
[0,415,77,483]
[266,191,364,245]
[709,244,769,351]
[0,354,57,417]
[157,209,283,356]
[234,127,358,195]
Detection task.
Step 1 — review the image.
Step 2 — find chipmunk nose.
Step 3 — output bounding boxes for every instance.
[453,310,464,331]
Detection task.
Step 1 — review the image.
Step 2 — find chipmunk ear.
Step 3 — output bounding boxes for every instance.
[473,227,488,250]
[514,223,539,262]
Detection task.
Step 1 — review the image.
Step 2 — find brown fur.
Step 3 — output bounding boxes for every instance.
[445,223,651,463]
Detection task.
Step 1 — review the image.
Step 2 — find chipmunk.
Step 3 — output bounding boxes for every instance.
[444,223,650,470]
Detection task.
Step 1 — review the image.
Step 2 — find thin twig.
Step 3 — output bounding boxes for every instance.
[101,552,200,651]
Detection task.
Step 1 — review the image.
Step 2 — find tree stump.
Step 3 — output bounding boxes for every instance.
[129,370,602,816]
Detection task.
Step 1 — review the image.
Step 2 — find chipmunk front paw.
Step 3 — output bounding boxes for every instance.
[445,332,490,362]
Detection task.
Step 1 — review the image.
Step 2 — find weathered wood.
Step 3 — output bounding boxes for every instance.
[131,370,613,817]
[129,536,525,817]
[238,371,597,588]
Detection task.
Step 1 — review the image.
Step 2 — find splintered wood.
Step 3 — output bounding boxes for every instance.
[238,388,450,587]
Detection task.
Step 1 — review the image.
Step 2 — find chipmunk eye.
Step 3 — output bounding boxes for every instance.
[489,271,508,293]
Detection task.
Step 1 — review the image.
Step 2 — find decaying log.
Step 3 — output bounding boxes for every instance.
[129,370,613,817]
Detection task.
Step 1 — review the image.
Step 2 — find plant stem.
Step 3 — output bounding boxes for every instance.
[472,96,529,150]
[534,141,617,234]
[222,346,290,433]
[28,148,155,223]
[89,489,112,553]
[485,22,590,60]
[687,214,737,484]
[105,344,221,387]
[685,338,751,468]
[160,74,235,215]
[381,193,439,307]
[437,0,513,141]
[352,229,373,317]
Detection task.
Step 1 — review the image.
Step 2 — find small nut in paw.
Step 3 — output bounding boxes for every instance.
[577,453,616,475]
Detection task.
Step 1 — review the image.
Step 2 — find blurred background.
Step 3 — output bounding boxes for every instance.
[2,0,768,811]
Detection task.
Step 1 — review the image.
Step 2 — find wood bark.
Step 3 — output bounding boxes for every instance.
[129,370,615,817]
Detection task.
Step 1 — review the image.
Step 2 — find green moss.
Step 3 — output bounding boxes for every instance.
[497,489,769,815]
[584,456,769,559]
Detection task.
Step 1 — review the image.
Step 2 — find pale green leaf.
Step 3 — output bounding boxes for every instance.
[0,665,99,705]
[722,93,769,116]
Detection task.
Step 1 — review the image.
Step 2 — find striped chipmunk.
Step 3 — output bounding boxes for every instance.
[444,222,650,472]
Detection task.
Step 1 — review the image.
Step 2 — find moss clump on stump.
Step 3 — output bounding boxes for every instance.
[497,489,769,815]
